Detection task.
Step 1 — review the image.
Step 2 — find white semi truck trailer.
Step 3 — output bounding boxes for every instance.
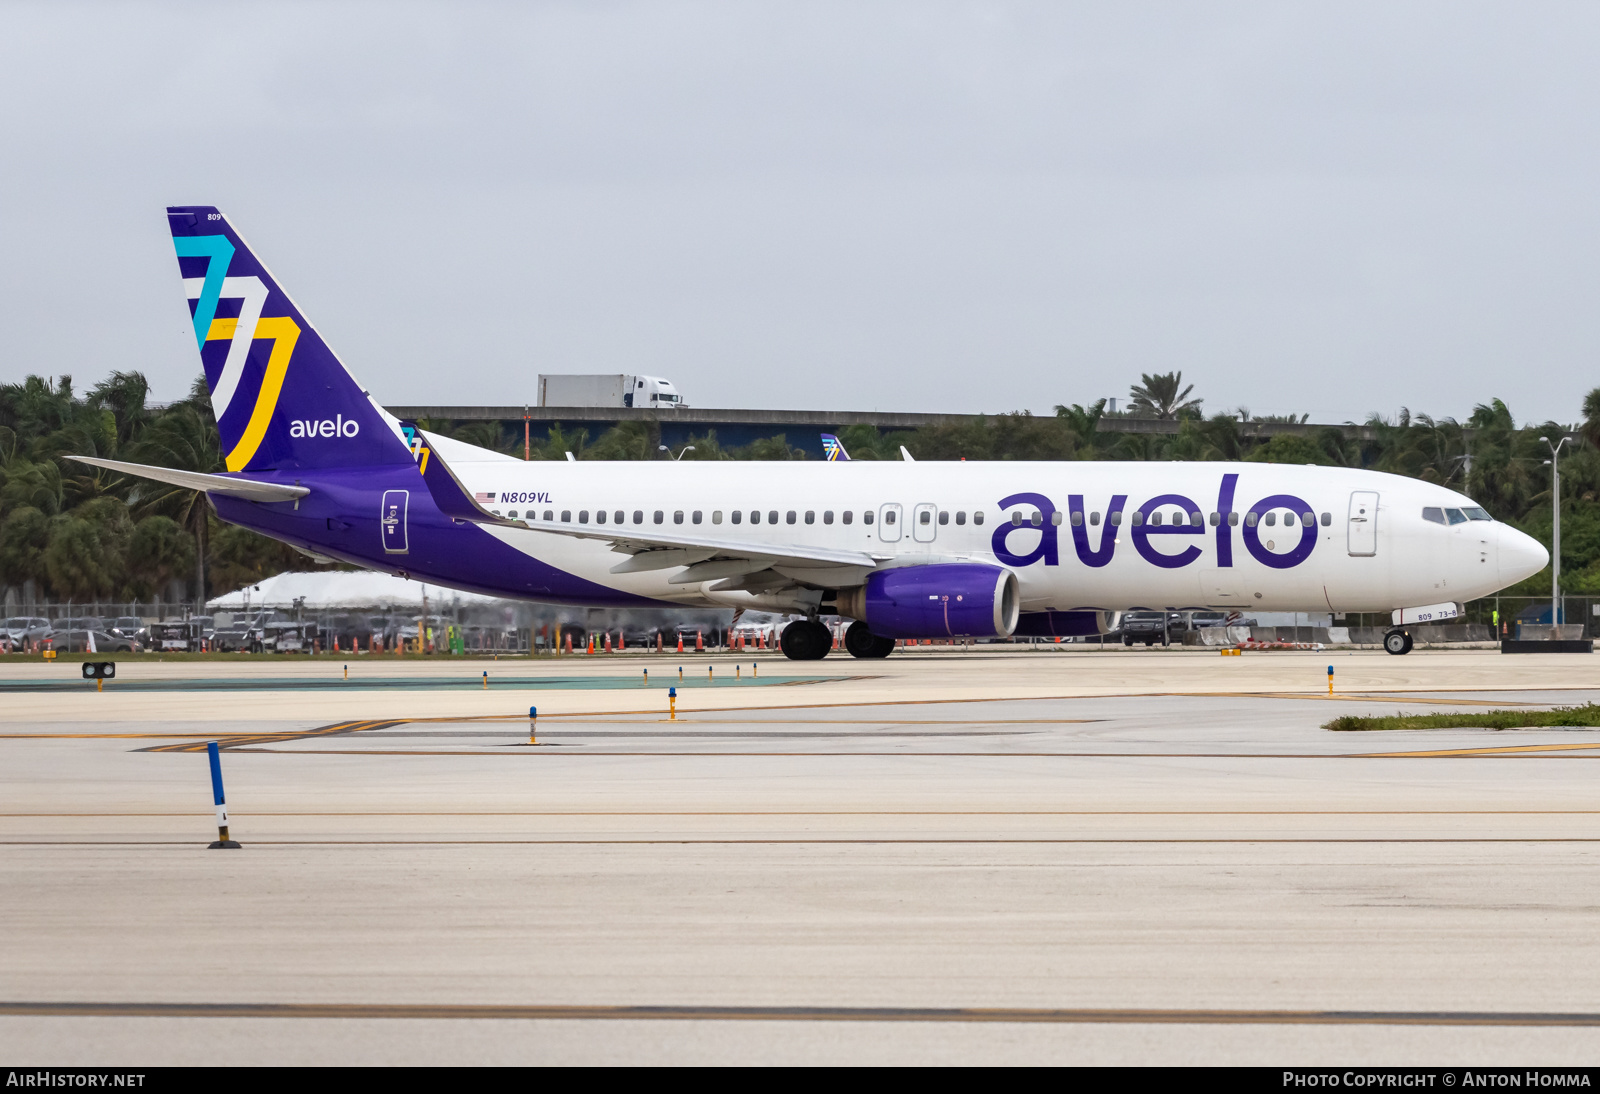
[537,374,687,409]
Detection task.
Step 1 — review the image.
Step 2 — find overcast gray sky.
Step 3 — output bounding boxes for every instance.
[2,1,1598,424]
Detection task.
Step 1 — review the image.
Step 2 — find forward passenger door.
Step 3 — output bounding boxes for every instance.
[1348,492,1378,557]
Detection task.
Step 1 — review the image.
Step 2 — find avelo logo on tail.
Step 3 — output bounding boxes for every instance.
[168,206,413,473]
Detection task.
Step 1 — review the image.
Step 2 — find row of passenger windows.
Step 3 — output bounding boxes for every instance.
[491,506,1336,529]
[1423,506,1492,525]
[494,508,991,526]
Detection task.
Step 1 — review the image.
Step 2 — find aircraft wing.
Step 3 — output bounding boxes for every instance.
[66,456,310,503]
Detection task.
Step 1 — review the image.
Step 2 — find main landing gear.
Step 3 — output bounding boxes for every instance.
[1383,628,1413,655]
[780,619,834,661]
[843,621,895,660]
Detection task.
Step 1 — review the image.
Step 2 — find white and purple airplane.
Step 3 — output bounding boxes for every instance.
[75,208,1548,660]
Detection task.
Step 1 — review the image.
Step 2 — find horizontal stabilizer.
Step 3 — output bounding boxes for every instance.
[66,456,309,502]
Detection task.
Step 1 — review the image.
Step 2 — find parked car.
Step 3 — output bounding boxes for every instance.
[108,617,147,641]
[51,616,106,634]
[1117,611,1183,647]
[50,629,139,653]
[3,617,52,644]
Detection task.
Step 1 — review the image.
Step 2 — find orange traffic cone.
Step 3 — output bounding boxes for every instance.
[676,634,684,653]
[565,632,573,653]
[587,636,595,654]
[618,632,626,651]
[657,633,663,652]
[696,630,703,652]
[604,633,612,653]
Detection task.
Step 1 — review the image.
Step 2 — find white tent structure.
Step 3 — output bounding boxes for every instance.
[207,571,502,612]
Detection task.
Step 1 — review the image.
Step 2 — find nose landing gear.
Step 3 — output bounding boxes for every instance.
[1383,628,1413,655]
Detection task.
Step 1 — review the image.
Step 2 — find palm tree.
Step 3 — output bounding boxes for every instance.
[1581,386,1600,450]
[128,389,220,603]
[1128,372,1202,419]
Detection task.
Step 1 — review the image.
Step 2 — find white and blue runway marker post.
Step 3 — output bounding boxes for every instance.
[206,741,241,849]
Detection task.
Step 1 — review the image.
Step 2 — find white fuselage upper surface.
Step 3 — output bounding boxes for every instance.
[424,432,1548,615]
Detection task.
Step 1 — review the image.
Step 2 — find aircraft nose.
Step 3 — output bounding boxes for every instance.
[1499,525,1550,586]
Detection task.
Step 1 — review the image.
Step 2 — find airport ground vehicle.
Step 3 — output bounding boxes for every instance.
[109,617,147,641]
[1118,611,1181,646]
[251,622,317,653]
[146,621,203,652]
[537,373,686,409]
[76,206,1551,663]
[210,625,252,651]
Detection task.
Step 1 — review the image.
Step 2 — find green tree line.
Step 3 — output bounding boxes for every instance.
[4,370,1598,603]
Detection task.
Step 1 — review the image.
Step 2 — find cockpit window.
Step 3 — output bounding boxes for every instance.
[1445,508,1468,525]
[1463,506,1492,521]
[1422,507,1446,525]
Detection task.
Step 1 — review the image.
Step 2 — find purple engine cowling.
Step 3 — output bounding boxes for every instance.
[852,563,1020,639]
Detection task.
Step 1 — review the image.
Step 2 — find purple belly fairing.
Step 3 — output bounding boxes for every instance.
[210,468,661,607]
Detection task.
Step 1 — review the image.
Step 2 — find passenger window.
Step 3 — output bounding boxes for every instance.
[714,511,724,524]
[864,511,874,525]
[561,510,571,522]
[1029,511,1042,527]
[1011,511,1022,526]
[693,511,703,524]
[1050,511,1062,526]
[1320,512,1331,526]
[920,510,931,525]
[1245,512,1258,527]
[1301,511,1314,526]
[1208,512,1219,526]
[507,511,518,518]
[750,511,760,525]
[1150,512,1162,527]
[823,510,834,525]
[579,510,590,524]
[633,510,643,524]
[938,511,949,525]
[786,511,796,524]
[1265,512,1277,527]
[1446,508,1467,525]
[544,510,553,521]
[492,509,502,516]
[805,511,815,524]
[674,511,684,524]
[614,510,624,524]
[1107,512,1118,526]
[1283,512,1296,527]
[769,511,779,524]
[1091,512,1101,526]
[1421,507,1445,525]
[1071,511,1084,527]
[1131,512,1144,527]
[843,511,853,525]
[596,511,606,524]
[884,510,895,525]
[654,510,664,524]
[1190,511,1202,526]
[955,511,966,525]
[1228,512,1238,526]
[973,512,984,526]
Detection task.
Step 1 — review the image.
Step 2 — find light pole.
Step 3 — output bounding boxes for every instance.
[658,444,696,461]
[1542,435,1569,627]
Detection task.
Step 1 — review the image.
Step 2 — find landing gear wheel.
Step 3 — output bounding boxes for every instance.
[1383,629,1412,655]
[780,620,833,661]
[843,621,895,659]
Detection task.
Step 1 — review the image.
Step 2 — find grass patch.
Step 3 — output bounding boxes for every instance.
[1326,704,1600,732]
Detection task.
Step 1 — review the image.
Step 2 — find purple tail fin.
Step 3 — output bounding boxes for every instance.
[167,206,413,473]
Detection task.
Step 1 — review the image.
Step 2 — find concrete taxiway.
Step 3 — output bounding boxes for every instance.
[3,646,1600,1064]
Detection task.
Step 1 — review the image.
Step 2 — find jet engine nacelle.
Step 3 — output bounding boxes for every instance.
[836,563,1020,639]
